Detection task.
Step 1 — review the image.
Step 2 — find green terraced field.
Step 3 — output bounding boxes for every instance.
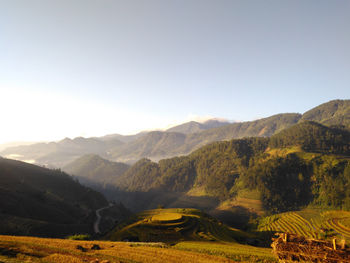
[106,208,248,243]
[258,209,350,241]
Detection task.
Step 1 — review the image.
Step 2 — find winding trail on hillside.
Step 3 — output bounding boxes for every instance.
[94,203,113,234]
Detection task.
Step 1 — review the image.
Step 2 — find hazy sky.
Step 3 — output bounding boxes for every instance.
[1,0,350,144]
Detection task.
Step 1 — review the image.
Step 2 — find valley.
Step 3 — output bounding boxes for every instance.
[1,99,350,262]
[3,0,350,260]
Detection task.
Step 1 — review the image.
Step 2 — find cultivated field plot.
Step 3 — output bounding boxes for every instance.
[0,235,277,263]
[107,208,244,243]
[258,210,350,241]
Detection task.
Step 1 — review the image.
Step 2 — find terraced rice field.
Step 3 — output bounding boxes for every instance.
[151,213,183,222]
[107,208,244,243]
[258,210,350,241]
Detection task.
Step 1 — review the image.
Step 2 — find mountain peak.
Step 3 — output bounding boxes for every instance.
[166,118,231,134]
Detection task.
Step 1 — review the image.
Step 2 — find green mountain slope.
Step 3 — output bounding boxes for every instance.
[269,121,350,154]
[114,122,350,215]
[114,137,269,197]
[301,99,350,128]
[0,157,108,237]
[63,154,129,187]
[176,113,301,154]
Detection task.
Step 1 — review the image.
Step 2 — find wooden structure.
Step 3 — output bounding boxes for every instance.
[271,233,350,262]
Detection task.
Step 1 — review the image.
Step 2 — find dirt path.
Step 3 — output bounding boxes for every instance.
[94,203,113,234]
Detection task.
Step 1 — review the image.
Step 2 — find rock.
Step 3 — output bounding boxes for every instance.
[76,245,87,252]
[91,244,101,250]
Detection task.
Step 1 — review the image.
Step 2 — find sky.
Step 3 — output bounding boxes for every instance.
[1,0,350,144]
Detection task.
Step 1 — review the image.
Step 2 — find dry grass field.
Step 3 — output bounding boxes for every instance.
[0,235,277,263]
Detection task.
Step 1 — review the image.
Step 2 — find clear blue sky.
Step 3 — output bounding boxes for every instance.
[1,0,349,143]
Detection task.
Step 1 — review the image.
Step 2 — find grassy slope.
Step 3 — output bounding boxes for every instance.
[0,235,276,263]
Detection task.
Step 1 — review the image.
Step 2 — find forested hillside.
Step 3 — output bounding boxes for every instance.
[114,121,350,214]
[301,99,350,128]
[0,157,108,237]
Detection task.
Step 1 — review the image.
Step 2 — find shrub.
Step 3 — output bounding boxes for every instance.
[66,234,91,240]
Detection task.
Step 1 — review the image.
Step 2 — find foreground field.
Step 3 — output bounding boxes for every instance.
[174,241,276,262]
[0,235,276,263]
[258,209,350,242]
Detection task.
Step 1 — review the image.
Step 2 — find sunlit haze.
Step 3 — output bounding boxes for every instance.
[1,0,350,144]
[1,88,207,144]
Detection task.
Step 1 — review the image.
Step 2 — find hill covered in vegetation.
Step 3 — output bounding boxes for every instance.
[301,99,350,128]
[106,208,243,243]
[0,157,108,237]
[63,154,130,188]
[269,120,350,154]
[113,121,350,215]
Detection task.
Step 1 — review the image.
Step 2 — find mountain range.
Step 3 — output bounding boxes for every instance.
[1,99,349,167]
[1,99,350,238]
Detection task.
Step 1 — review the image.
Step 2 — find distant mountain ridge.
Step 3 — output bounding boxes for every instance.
[166,119,231,134]
[0,136,123,167]
[0,141,37,152]
[1,99,349,166]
